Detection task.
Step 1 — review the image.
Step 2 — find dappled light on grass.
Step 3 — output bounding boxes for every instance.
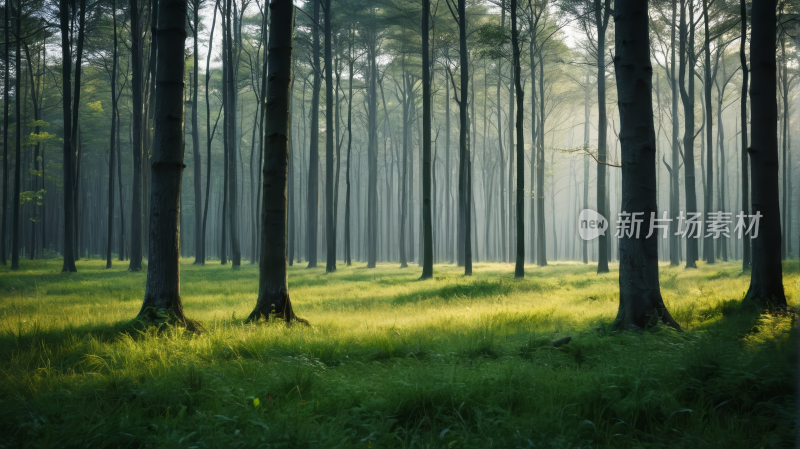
[0,259,796,447]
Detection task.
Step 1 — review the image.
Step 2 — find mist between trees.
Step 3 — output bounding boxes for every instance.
[0,0,796,313]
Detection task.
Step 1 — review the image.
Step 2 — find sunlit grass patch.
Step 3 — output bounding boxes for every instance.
[0,258,796,447]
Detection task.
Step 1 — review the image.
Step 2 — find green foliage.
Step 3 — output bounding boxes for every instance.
[19,189,46,208]
[0,260,796,448]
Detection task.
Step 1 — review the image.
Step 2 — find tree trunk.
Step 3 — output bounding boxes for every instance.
[249,0,305,323]
[59,0,78,272]
[344,30,353,266]
[107,0,119,268]
[225,0,241,267]
[669,0,680,267]
[702,0,715,264]
[678,0,698,268]
[191,0,202,264]
[137,0,190,323]
[306,0,321,268]
[458,0,472,275]
[745,0,786,308]
[201,1,218,265]
[0,0,7,266]
[420,0,433,278]
[324,0,335,272]
[739,0,750,270]
[595,0,610,274]
[129,0,144,271]
[612,0,681,331]
[10,0,21,269]
[511,0,524,277]
[366,7,378,268]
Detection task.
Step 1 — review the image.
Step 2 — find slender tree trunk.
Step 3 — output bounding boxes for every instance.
[324,0,335,271]
[679,0,698,268]
[129,0,144,271]
[249,0,305,323]
[59,0,77,272]
[511,0,524,277]
[421,0,433,278]
[201,1,218,265]
[669,0,680,266]
[10,0,21,269]
[780,35,788,261]
[0,0,7,265]
[306,0,321,268]
[344,30,353,266]
[745,0,786,308]
[366,7,378,268]
[107,0,119,268]
[137,0,189,323]
[595,0,610,273]
[613,0,681,331]
[739,0,750,270]
[702,0,714,264]
[191,0,202,264]
[225,0,241,267]
[458,0,472,275]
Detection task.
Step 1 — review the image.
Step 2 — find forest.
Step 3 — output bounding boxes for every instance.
[0,0,798,447]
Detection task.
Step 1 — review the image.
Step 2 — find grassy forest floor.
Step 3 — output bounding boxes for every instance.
[0,258,797,448]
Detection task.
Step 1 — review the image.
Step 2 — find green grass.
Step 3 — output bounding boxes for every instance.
[0,258,796,448]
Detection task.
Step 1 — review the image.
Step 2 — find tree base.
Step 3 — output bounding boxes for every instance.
[247,292,309,325]
[135,306,204,334]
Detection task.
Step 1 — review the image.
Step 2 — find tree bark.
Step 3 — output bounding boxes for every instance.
[107,0,119,268]
[129,0,144,271]
[739,0,750,270]
[595,0,610,274]
[420,0,433,279]
[458,0,472,275]
[59,0,77,272]
[249,0,305,323]
[11,0,21,269]
[191,0,202,264]
[678,0,698,268]
[745,0,786,308]
[612,0,681,331]
[324,0,335,272]
[306,0,321,268]
[511,0,524,277]
[702,0,714,264]
[137,0,189,323]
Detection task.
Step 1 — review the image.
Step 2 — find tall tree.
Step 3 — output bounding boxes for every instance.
[107,0,119,268]
[745,0,786,308]
[1,0,7,266]
[739,0,749,270]
[225,0,241,267]
[447,0,472,274]
[248,0,306,323]
[129,0,144,271]
[344,28,353,266]
[702,0,714,264]
[137,0,191,323]
[678,0,698,268]
[511,0,524,277]
[594,0,611,274]
[420,0,433,279]
[191,0,203,264]
[200,0,218,265]
[60,0,77,272]
[612,0,681,331]
[10,0,21,269]
[306,0,321,268]
[324,0,335,272]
